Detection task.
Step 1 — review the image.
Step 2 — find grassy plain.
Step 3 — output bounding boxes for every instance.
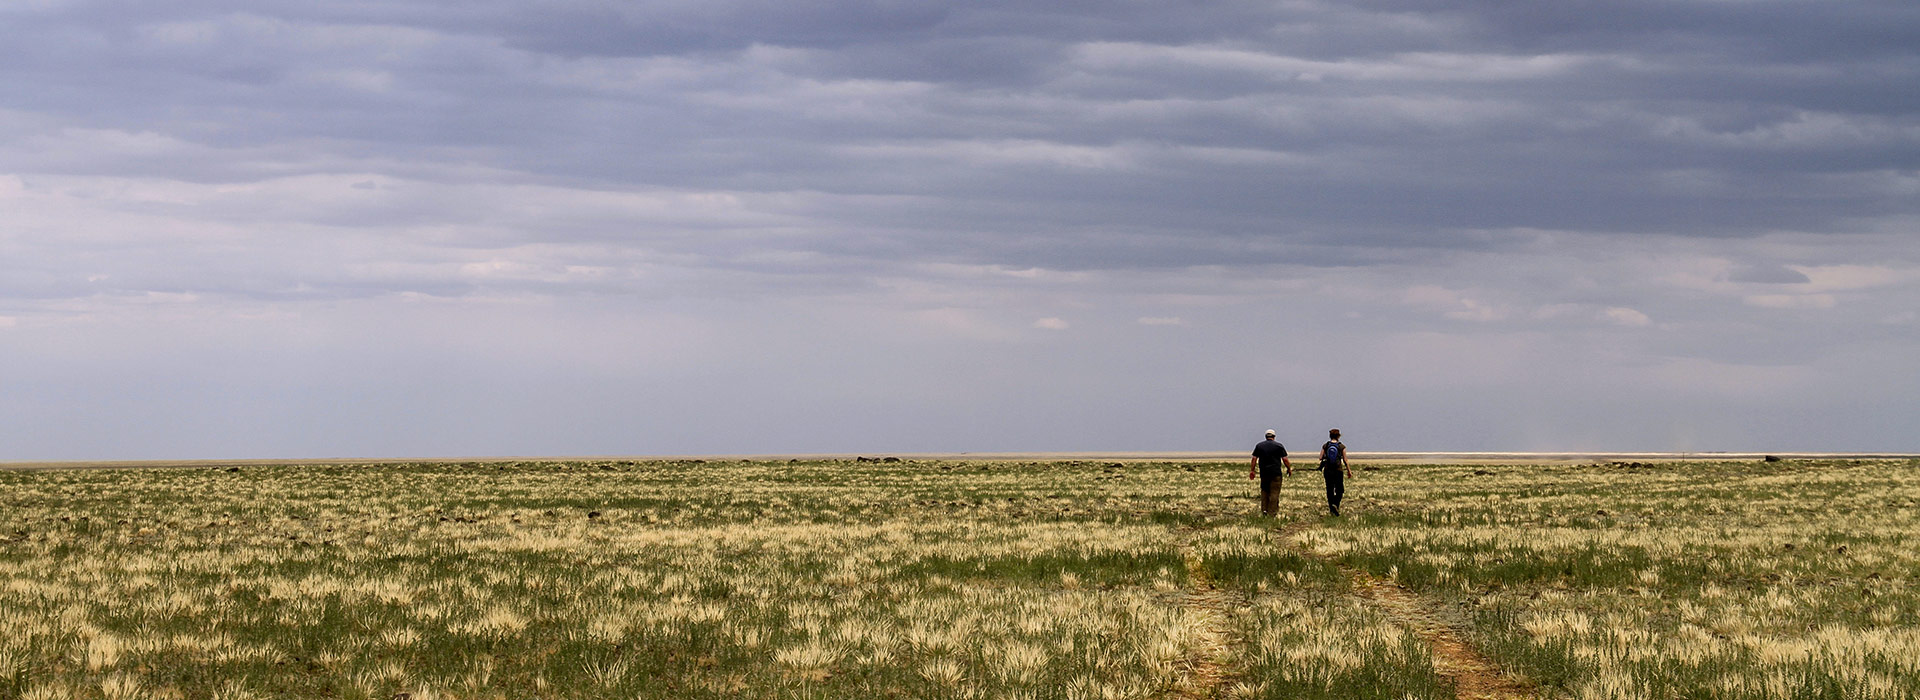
[0,456,1915,699]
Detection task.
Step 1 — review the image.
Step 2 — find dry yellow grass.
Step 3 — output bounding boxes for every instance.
[0,456,1913,699]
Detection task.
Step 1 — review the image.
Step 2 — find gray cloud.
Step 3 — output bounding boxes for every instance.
[2,0,1917,457]
[1728,264,1812,285]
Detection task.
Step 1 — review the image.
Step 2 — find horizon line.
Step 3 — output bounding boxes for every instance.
[5,451,1916,471]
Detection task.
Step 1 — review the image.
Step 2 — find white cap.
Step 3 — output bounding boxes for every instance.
[1264,429,1276,437]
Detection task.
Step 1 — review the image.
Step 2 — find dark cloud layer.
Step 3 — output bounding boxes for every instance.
[2,1,1916,457]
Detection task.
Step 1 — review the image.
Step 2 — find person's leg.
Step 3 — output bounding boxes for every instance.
[1332,472,1344,514]
[1260,474,1278,516]
[1324,471,1343,516]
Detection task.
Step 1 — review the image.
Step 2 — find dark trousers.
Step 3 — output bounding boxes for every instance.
[1322,467,1345,514]
[1259,473,1282,516]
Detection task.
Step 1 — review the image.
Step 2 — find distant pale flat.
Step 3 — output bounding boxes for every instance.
[5,451,1915,471]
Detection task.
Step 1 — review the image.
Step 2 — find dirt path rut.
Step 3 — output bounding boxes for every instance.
[1282,525,1535,700]
[1170,539,1240,699]
[1345,570,1534,700]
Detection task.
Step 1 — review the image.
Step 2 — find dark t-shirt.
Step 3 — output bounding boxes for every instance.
[1253,439,1288,477]
[1321,441,1345,469]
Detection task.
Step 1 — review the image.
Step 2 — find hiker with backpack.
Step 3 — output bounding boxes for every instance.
[1320,429,1352,516]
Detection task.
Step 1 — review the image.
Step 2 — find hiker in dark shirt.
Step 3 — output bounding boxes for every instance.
[1320,429,1353,516]
[1249,430,1291,517]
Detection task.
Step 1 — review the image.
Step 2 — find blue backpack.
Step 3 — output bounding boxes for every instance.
[1321,441,1343,469]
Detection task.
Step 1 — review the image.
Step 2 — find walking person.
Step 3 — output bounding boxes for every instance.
[1320,429,1352,516]
[1250,429,1291,517]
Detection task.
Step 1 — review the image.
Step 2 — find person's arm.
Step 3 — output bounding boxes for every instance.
[1283,455,1291,475]
[1342,448,1352,477]
[1249,455,1258,480]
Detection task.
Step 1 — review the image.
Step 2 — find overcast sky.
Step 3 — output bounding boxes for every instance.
[3,0,1917,460]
